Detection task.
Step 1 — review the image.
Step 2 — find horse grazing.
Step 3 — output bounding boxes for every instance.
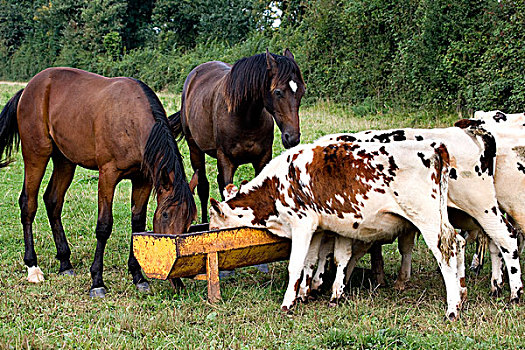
[170,49,305,221]
[0,67,197,297]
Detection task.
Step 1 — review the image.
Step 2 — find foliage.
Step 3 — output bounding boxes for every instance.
[0,0,524,112]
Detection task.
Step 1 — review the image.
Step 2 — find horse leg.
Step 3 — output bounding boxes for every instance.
[216,150,237,200]
[89,166,119,297]
[188,139,209,223]
[129,175,153,293]
[252,150,273,176]
[20,156,50,283]
[43,153,77,276]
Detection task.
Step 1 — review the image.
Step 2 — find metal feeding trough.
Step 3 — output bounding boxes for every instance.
[132,224,291,303]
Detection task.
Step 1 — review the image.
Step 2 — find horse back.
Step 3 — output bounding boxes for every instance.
[17,67,154,171]
[181,61,231,153]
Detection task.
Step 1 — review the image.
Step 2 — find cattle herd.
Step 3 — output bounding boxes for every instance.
[209,110,525,321]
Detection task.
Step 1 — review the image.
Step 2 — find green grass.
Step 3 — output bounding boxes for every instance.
[0,82,524,349]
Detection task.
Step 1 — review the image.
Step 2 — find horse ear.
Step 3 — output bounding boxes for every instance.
[283,48,295,60]
[223,183,238,200]
[210,198,224,217]
[266,48,278,75]
[189,170,199,194]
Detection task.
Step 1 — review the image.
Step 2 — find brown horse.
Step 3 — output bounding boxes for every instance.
[0,67,197,297]
[170,49,305,222]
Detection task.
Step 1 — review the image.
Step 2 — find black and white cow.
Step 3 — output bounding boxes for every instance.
[210,139,465,320]
[312,126,523,302]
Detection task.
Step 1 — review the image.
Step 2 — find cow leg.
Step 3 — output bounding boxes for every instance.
[330,236,355,305]
[475,211,523,302]
[281,224,315,312]
[394,231,417,290]
[43,153,77,276]
[369,243,386,287]
[488,239,504,297]
[456,234,467,304]
[298,232,323,302]
[417,222,461,321]
[343,240,371,286]
[311,234,335,292]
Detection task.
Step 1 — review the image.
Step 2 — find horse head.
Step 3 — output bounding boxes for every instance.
[265,49,305,149]
[153,170,198,234]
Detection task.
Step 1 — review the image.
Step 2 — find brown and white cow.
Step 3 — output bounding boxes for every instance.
[210,139,465,320]
[312,126,523,302]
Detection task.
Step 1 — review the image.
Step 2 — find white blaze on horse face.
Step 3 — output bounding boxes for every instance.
[289,80,298,93]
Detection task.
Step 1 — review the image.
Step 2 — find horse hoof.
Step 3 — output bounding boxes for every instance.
[59,269,76,277]
[27,266,45,283]
[136,281,151,294]
[90,287,107,298]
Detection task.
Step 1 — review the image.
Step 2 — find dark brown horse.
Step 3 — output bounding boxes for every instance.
[0,67,197,297]
[170,49,305,222]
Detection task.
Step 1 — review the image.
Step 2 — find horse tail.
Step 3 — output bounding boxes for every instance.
[0,89,23,168]
[167,111,184,141]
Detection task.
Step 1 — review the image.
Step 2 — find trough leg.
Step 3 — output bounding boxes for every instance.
[207,252,221,303]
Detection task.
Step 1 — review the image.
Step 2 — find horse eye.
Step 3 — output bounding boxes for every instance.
[162,212,169,219]
[274,89,283,98]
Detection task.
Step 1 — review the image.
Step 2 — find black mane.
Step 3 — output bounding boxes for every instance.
[224,52,303,113]
[132,78,196,218]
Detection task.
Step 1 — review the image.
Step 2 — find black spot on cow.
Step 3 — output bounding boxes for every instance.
[415,135,424,141]
[474,165,480,175]
[365,131,372,134]
[501,246,509,254]
[517,162,525,174]
[370,130,407,143]
[238,214,243,218]
[336,135,357,142]
[377,164,384,172]
[493,112,507,122]
[287,155,291,163]
[450,168,457,180]
[430,142,436,148]
[479,132,496,176]
[491,206,498,215]
[511,266,518,274]
[513,250,519,259]
[484,210,488,214]
[394,191,399,196]
[379,146,388,155]
[417,152,431,168]
[454,119,484,129]
[353,222,359,229]
[388,156,398,176]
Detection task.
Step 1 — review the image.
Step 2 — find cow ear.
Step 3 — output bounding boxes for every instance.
[189,170,199,194]
[223,183,238,200]
[283,48,295,60]
[240,180,248,188]
[210,198,224,217]
[266,48,278,76]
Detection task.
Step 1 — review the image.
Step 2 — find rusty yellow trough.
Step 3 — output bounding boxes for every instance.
[132,224,291,303]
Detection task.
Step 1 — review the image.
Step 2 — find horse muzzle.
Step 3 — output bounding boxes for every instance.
[282,131,301,149]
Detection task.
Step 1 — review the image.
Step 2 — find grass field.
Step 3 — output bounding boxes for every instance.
[0,82,524,349]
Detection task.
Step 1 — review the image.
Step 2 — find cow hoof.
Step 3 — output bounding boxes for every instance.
[490,287,503,298]
[445,312,458,322]
[281,305,293,315]
[136,281,151,294]
[328,300,338,308]
[59,269,76,277]
[510,297,520,305]
[27,266,45,283]
[90,287,107,298]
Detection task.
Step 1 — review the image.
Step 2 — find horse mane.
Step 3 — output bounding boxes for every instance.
[224,52,303,113]
[132,78,196,219]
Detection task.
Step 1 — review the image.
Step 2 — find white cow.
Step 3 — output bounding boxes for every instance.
[310,126,523,301]
[210,139,465,320]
